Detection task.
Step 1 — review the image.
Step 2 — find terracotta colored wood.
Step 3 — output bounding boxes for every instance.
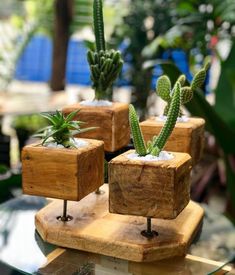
[140,117,205,165]
[22,139,104,201]
[109,150,192,219]
[62,102,130,152]
[35,184,204,263]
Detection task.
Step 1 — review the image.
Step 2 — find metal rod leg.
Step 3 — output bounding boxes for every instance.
[95,188,101,194]
[141,217,158,239]
[57,200,73,222]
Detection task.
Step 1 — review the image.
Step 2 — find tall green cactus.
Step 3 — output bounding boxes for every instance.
[129,104,147,156]
[149,81,181,156]
[129,81,181,157]
[93,0,105,52]
[157,62,210,116]
[87,0,124,100]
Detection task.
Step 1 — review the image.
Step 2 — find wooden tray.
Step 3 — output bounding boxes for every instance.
[35,184,204,262]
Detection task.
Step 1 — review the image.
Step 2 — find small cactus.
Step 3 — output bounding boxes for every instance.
[87,0,124,100]
[129,81,181,157]
[156,62,210,117]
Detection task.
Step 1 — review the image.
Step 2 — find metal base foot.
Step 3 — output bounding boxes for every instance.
[141,217,158,239]
[57,200,73,222]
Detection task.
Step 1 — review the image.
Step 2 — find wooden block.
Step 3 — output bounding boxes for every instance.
[140,117,205,165]
[62,102,130,152]
[109,150,192,219]
[22,139,104,201]
[35,184,204,262]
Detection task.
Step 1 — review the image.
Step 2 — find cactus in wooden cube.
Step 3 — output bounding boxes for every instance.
[129,81,181,157]
[87,0,124,100]
[157,62,210,117]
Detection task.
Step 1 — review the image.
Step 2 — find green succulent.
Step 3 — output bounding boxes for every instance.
[87,0,124,100]
[34,110,96,148]
[129,80,181,157]
[157,62,210,116]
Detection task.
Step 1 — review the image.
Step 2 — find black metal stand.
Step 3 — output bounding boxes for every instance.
[57,200,73,222]
[141,217,158,239]
[95,188,101,194]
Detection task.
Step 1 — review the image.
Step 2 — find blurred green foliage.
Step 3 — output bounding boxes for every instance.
[12,114,48,133]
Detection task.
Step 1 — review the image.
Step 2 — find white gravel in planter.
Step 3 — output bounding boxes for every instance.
[44,138,88,149]
[156,115,189,123]
[127,151,174,162]
[80,100,112,107]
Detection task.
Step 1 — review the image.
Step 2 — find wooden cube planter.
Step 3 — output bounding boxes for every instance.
[22,139,104,201]
[62,102,130,153]
[140,117,205,165]
[109,150,192,219]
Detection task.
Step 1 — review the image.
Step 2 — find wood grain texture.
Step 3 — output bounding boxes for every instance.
[109,150,192,219]
[35,184,204,263]
[140,117,205,165]
[62,102,130,152]
[22,139,104,201]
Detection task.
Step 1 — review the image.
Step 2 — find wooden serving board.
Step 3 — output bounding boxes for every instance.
[35,184,204,262]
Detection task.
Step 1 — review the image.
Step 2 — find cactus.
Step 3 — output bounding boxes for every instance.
[129,81,181,157]
[93,0,105,52]
[129,104,147,156]
[87,0,124,100]
[149,81,181,156]
[156,62,210,117]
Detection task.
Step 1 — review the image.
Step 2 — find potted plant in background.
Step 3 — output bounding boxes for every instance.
[22,110,104,221]
[109,80,192,238]
[12,114,48,157]
[63,0,130,153]
[140,62,210,165]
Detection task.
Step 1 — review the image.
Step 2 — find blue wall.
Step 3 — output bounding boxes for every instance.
[15,35,194,89]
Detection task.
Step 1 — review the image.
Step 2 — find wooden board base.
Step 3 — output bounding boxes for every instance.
[35,185,204,262]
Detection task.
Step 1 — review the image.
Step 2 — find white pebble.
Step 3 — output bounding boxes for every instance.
[80,100,112,107]
[44,138,88,149]
[127,151,174,162]
[156,115,189,123]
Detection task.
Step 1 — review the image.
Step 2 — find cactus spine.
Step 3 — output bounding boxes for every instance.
[87,0,124,100]
[129,104,147,156]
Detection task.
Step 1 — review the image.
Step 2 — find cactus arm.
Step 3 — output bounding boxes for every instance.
[156,75,171,102]
[150,82,181,156]
[177,74,186,86]
[129,104,147,156]
[93,0,106,52]
[191,68,206,91]
[181,86,193,103]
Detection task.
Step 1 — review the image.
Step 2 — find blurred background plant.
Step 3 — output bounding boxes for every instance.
[12,114,48,153]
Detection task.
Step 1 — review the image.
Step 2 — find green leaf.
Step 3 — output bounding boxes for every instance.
[65,110,80,122]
